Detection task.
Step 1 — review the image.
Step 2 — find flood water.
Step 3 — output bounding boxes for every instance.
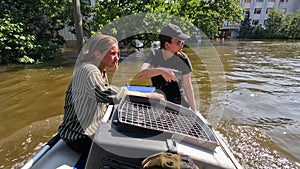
[0,40,299,168]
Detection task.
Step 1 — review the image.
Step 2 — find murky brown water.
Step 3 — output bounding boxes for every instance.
[0,40,299,168]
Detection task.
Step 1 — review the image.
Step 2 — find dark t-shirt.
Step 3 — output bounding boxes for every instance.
[145,49,192,107]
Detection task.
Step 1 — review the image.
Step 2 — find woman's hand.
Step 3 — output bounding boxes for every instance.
[148,92,165,100]
[127,90,165,100]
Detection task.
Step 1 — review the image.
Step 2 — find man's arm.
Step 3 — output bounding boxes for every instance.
[182,73,197,111]
[139,63,178,82]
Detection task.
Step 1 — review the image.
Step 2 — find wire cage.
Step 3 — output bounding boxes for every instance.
[115,95,218,151]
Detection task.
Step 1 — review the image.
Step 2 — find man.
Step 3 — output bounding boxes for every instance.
[139,23,197,111]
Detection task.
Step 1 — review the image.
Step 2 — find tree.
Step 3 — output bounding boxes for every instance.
[73,0,84,50]
[0,0,245,63]
[83,0,243,39]
[238,9,300,40]
[238,11,252,38]
[0,0,71,63]
[249,25,265,39]
[289,10,300,39]
[282,10,300,39]
[265,10,284,38]
[177,0,243,38]
[0,14,37,63]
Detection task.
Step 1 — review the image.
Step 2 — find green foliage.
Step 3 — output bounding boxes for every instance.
[85,0,243,39]
[264,10,284,38]
[0,0,245,63]
[282,10,300,39]
[17,56,35,64]
[0,0,70,64]
[0,14,38,63]
[264,9,300,39]
[238,11,252,38]
[248,25,265,39]
[177,0,243,38]
[240,9,300,40]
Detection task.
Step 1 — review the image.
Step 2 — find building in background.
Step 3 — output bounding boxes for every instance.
[221,0,300,39]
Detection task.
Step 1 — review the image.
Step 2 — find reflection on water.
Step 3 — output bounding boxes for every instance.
[215,40,300,168]
[0,41,299,168]
[216,122,299,169]
[0,51,75,168]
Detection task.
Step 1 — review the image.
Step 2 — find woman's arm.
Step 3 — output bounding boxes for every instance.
[126,90,165,100]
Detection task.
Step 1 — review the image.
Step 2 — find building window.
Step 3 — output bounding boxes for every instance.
[244,0,251,2]
[268,0,275,2]
[280,0,288,2]
[254,8,262,14]
[256,0,263,2]
[252,20,259,25]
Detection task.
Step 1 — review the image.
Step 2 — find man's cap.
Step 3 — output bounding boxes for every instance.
[160,23,190,40]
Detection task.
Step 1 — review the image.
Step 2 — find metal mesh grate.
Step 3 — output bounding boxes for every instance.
[118,100,212,142]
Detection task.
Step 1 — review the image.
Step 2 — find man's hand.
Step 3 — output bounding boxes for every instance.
[159,68,178,82]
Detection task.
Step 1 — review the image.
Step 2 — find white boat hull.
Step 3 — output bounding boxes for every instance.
[25,139,80,169]
[23,96,243,169]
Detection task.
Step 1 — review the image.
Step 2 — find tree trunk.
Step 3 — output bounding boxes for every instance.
[73,0,84,51]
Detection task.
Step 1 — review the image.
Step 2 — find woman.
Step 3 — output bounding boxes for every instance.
[139,24,197,111]
[58,34,163,155]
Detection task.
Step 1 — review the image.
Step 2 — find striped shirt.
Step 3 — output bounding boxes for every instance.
[58,63,125,142]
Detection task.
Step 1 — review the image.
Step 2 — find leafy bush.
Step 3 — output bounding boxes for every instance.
[0,14,38,63]
[0,0,69,64]
[249,25,266,39]
[239,9,300,40]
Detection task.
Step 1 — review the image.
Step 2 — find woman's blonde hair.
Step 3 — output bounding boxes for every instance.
[76,33,118,67]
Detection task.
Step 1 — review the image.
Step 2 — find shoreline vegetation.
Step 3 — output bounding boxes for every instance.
[2,0,298,65]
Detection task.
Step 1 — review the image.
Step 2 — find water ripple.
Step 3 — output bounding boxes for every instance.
[216,122,299,169]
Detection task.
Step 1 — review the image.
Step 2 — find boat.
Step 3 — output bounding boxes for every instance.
[22,94,243,169]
